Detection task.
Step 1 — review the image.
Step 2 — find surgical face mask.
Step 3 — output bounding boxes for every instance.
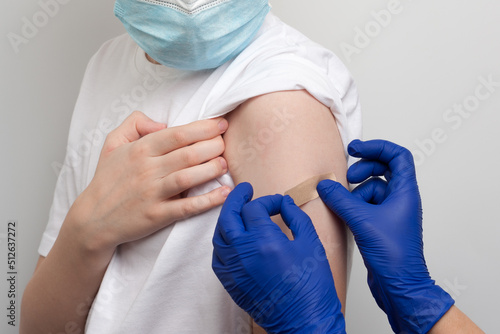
[114,0,271,71]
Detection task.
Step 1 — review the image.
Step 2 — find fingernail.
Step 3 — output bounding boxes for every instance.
[220,158,228,172]
[218,119,229,133]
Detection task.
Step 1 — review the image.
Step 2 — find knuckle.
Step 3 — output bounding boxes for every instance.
[180,195,217,219]
[241,201,258,217]
[141,180,158,198]
[399,147,416,167]
[180,149,199,166]
[259,242,282,257]
[129,142,148,158]
[171,129,188,148]
[399,146,413,159]
[144,205,161,223]
[173,172,193,190]
[104,126,120,144]
[177,200,197,219]
[205,192,221,207]
[130,110,144,120]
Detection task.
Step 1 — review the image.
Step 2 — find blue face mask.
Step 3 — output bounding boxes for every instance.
[114,0,270,71]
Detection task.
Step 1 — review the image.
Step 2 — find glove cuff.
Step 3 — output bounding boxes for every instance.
[295,312,346,334]
[382,283,455,334]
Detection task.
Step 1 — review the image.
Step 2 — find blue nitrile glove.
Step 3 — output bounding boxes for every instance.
[318,139,455,334]
[212,183,346,334]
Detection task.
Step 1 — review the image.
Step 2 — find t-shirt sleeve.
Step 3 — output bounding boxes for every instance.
[201,15,362,167]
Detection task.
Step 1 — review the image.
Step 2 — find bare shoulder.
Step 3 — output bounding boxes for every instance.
[223,89,348,194]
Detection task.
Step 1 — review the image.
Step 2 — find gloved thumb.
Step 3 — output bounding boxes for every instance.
[317,180,363,228]
[280,195,318,240]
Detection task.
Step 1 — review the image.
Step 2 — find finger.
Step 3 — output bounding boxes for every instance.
[348,139,416,180]
[317,180,365,229]
[160,186,231,225]
[347,159,388,184]
[212,248,227,275]
[160,157,227,200]
[160,136,225,174]
[105,111,166,151]
[143,117,228,156]
[384,170,393,183]
[212,227,234,267]
[216,183,254,243]
[212,249,223,271]
[280,195,318,240]
[240,195,283,232]
[160,157,228,199]
[351,177,388,205]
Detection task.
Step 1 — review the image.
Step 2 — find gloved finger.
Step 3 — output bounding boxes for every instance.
[348,140,416,181]
[211,248,238,291]
[240,194,283,232]
[351,177,388,205]
[212,245,225,271]
[212,235,235,268]
[216,182,253,244]
[317,179,365,229]
[280,195,318,241]
[384,170,393,183]
[347,159,388,184]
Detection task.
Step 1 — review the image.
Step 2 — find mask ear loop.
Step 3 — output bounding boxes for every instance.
[284,172,337,207]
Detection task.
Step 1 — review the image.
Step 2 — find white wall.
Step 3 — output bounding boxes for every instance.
[1,0,498,333]
[1,1,125,333]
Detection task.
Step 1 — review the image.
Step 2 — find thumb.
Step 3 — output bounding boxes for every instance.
[280,195,318,241]
[105,111,167,152]
[317,180,364,228]
[216,182,254,243]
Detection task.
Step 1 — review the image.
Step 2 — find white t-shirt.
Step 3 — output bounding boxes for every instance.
[39,13,362,333]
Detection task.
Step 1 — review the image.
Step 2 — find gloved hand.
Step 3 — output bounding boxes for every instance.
[212,183,346,334]
[318,139,454,334]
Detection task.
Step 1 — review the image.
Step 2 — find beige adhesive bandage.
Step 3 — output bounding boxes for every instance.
[284,172,337,207]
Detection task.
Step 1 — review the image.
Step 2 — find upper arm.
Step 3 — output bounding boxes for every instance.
[34,256,45,273]
[223,90,351,313]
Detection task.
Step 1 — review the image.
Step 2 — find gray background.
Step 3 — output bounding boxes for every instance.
[1,0,498,333]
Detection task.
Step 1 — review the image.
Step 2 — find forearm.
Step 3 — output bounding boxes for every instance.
[20,204,114,333]
[21,114,230,333]
[428,306,484,334]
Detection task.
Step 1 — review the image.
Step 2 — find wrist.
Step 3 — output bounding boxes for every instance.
[370,275,455,334]
[267,301,346,334]
[299,313,346,334]
[61,193,117,268]
[269,315,346,334]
